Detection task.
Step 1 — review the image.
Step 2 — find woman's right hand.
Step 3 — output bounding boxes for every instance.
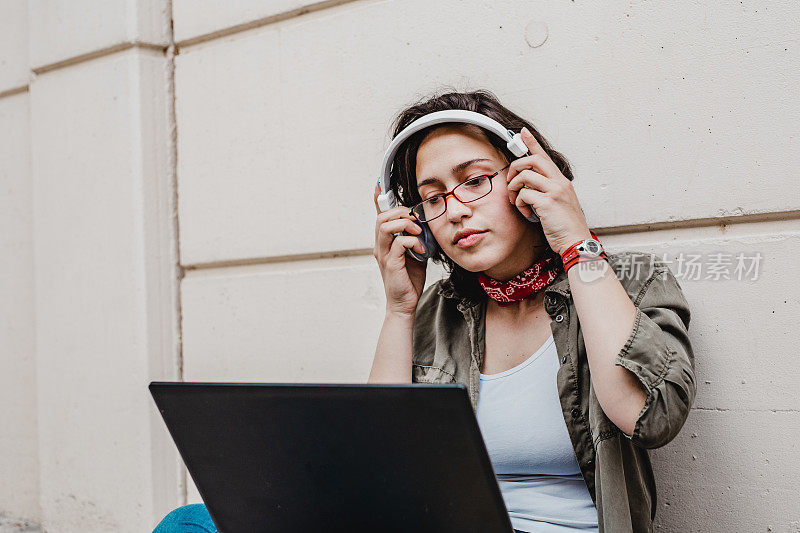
[373,183,428,317]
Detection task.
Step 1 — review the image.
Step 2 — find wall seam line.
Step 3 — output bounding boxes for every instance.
[593,209,800,237]
[0,85,29,99]
[32,41,167,75]
[180,209,800,272]
[164,0,188,508]
[174,0,364,49]
[183,248,375,273]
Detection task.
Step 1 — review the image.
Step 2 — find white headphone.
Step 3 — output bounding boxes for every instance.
[376,109,539,261]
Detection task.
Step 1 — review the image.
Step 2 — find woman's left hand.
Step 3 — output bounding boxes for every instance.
[506,126,592,256]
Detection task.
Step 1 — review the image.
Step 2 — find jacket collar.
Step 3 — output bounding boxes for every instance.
[543,266,571,298]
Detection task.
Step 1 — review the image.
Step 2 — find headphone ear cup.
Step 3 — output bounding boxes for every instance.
[405,223,437,261]
[420,223,440,257]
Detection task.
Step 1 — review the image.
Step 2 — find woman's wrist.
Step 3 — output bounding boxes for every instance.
[385,307,416,323]
[555,230,592,257]
[561,230,608,272]
[369,307,415,384]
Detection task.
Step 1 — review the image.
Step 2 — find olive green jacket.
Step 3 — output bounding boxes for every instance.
[410,251,696,533]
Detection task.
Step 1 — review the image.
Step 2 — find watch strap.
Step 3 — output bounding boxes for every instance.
[562,230,608,272]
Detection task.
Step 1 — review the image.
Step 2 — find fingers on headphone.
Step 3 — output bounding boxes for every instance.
[391,234,425,256]
[376,206,417,225]
[379,217,422,239]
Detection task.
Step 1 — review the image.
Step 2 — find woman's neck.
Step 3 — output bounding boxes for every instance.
[486,291,546,321]
[481,225,549,282]
[478,225,556,319]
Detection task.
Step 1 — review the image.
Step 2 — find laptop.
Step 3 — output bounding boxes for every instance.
[149,382,513,532]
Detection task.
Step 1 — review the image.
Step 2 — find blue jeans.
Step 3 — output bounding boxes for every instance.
[155,503,525,532]
[153,504,217,533]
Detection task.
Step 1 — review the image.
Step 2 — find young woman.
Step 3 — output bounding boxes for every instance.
[369,89,696,532]
[154,90,695,532]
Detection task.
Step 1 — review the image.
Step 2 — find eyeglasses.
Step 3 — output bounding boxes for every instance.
[410,163,510,222]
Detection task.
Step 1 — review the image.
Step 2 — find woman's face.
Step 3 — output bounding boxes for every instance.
[415,125,541,281]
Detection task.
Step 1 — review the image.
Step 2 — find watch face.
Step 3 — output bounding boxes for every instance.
[579,239,603,257]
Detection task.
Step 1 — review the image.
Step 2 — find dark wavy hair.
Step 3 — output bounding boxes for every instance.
[387,88,575,302]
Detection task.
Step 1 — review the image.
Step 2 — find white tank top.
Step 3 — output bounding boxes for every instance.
[475,334,599,532]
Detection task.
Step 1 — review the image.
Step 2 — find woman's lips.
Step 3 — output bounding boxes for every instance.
[456,231,487,248]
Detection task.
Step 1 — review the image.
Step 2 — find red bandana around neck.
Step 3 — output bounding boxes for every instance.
[477,255,560,307]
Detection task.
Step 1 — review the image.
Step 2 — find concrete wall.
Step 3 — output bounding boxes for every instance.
[1,1,798,531]
[2,1,181,531]
[0,1,38,523]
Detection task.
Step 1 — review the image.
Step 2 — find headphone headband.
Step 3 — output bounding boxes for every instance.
[376,110,529,211]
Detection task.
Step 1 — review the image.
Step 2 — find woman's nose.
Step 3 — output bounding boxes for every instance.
[444,194,471,222]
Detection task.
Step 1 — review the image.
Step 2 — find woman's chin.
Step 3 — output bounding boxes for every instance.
[445,249,498,273]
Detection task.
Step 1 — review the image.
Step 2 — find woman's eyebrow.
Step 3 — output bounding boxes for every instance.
[417,158,493,188]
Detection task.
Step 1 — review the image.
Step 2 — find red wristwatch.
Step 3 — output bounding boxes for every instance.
[561,230,608,272]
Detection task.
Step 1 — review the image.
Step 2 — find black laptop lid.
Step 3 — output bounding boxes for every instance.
[150,382,512,533]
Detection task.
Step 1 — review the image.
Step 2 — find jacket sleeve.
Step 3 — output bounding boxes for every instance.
[615,261,697,449]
